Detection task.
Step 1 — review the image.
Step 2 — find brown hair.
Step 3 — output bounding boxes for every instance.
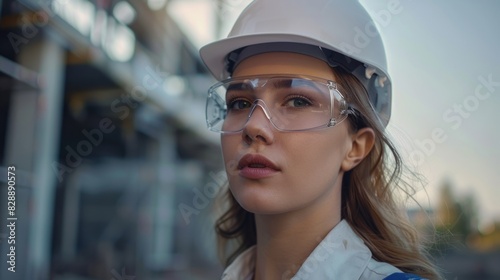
[214,67,441,279]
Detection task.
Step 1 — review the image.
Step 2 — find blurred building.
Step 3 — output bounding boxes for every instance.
[0,0,223,279]
[407,179,500,279]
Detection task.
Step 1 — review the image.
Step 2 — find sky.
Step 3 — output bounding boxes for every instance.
[167,0,500,228]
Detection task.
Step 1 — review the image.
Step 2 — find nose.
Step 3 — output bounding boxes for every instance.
[249,101,272,120]
[242,102,275,145]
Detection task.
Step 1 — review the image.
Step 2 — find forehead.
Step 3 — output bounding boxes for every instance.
[232,52,336,81]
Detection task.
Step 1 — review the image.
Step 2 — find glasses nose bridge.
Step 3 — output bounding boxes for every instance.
[248,99,272,121]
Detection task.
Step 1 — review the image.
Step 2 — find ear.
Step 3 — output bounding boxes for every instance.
[341,127,375,172]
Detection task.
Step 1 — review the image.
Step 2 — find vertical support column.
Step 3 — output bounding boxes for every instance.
[0,73,38,280]
[146,128,177,270]
[28,37,65,280]
[1,36,65,280]
[60,172,82,259]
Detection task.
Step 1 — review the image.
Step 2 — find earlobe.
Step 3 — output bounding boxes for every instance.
[341,128,375,171]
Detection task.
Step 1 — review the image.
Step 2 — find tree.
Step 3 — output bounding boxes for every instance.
[434,178,479,251]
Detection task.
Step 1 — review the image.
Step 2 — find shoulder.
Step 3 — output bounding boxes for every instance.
[361,260,426,280]
[383,272,427,280]
[359,257,401,280]
[361,259,426,280]
[362,259,426,280]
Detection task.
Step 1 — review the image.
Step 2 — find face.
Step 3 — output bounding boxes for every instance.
[222,52,354,215]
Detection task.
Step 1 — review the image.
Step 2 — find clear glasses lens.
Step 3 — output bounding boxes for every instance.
[206,75,348,133]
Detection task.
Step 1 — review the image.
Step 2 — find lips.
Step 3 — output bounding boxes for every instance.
[238,154,280,170]
[237,154,280,179]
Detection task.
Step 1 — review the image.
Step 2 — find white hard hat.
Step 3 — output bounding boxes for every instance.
[200,0,392,126]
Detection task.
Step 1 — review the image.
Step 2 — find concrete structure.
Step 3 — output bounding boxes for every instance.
[0,1,222,279]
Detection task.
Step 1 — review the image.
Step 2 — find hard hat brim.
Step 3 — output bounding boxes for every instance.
[199,33,390,82]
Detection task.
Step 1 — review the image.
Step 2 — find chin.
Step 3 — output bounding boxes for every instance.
[232,188,292,215]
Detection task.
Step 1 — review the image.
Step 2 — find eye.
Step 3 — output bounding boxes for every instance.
[228,99,252,110]
[285,96,312,108]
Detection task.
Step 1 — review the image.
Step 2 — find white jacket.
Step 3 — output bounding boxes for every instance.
[221,220,401,280]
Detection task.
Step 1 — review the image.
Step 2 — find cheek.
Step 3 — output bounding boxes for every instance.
[286,133,347,175]
[221,135,243,175]
[277,132,349,204]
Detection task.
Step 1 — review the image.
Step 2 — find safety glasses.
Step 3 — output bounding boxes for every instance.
[206,75,353,134]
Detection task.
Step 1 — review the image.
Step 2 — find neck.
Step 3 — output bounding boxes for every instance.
[253,199,341,280]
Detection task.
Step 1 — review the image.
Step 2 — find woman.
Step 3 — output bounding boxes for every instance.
[200,0,441,279]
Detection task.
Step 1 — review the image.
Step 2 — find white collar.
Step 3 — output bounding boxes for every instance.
[221,220,378,280]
